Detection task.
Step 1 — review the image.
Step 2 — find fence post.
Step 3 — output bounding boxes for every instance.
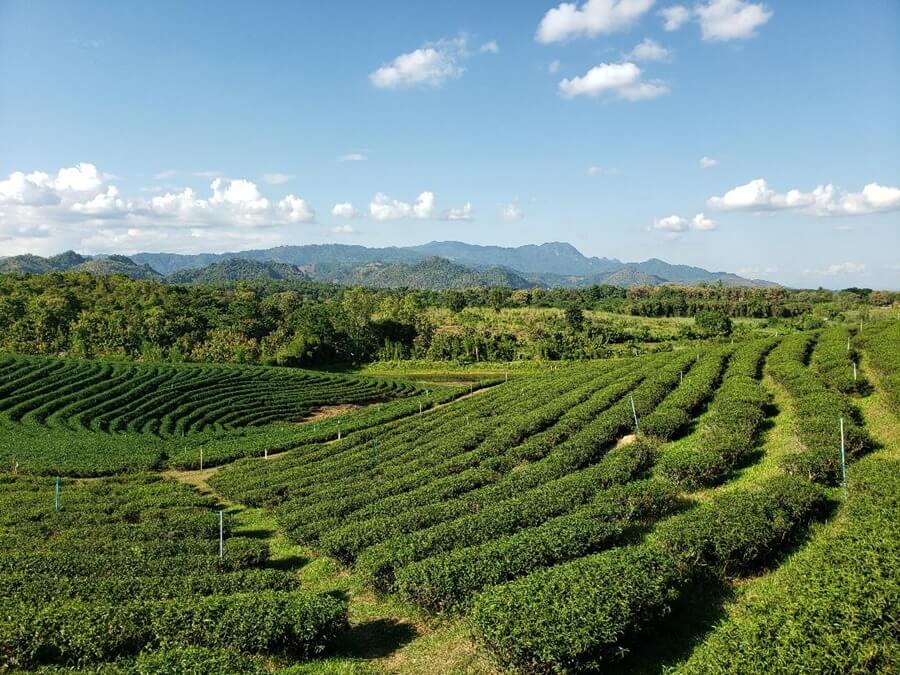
[630,395,639,433]
[852,362,857,382]
[200,448,203,471]
[219,510,224,559]
[54,476,60,512]
[839,417,847,497]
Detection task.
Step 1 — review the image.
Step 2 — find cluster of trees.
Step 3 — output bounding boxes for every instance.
[0,272,881,367]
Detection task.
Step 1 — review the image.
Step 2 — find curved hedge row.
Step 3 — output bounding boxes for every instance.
[0,591,348,669]
[768,333,873,483]
[395,478,680,612]
[860,320,900,416]
[658,339,775,489]
[811,324,869,395]
[676,456,900,673]
[470,475,826,672]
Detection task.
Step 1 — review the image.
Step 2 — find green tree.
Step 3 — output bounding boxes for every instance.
[694,309,733,337]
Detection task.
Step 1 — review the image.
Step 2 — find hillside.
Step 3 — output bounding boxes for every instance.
[313,257,533,289]
[130,241,777,288]
[6,243,778,288]
[0,251,161,280]
[169,258,309,284]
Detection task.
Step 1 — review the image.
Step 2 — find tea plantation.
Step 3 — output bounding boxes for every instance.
[1,321,897,672]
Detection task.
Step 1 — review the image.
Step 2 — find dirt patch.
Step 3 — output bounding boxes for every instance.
[301,403,365,423]
[616,433,638,447]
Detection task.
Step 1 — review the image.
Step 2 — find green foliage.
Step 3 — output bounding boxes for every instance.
[861,320,900,415]
[0,474,348,670]
[677,457,900,673]
[657,339,774,488]
[694,309,733,337]
[768,333,874,483]
[470,476,827,672]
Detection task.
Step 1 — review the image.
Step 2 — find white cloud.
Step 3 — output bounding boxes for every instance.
[587,166,619,176]
[696,0,772,41]
[501,202,524,222]
[480,40,500,54]
[699,156,719,168]
[626,38,670,61]
[368,191,437,220]
[822,262,867,276]
[331,202,360,219]
[660,5,691,30]
[154,169,179,180]
[262,173,293,185]
[370,36,469,89]
[654,214,689,231]
[653,212,717,232]
[192,170,223,178]
[338,152,368,162]
[277,195,315,223]
[558,62,669,100]
[0,164,319,255]
[447,201,474,221]
[331,224,357,235]
[691,212,717,230]
[548,59,561,73]
[707,179,900,216]
[536,0,655,43]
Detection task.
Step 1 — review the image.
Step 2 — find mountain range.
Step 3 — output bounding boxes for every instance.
[0,241,778,289]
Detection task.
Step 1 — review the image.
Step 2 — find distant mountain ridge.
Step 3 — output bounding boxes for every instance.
[2,242,779,288]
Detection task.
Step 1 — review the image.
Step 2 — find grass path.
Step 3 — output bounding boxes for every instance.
[164,467,498,674]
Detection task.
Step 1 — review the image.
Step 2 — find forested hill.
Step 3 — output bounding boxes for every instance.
[3,242,777,288]
[127,241,777,288]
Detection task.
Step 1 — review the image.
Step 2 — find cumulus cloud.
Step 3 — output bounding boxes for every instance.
[447,202,474,221]
[660,5,691,30]
[501,202,524,222]
[707,179,900,216]
[370,36,472,89]
[331,202,360,219]
[262,173,294,185]
[696,0,772,41]
[699,156,719,168]
[653,212,717,232]
[558,62,669,100]
[0,163,319,255]
[369,191,437,220]
[626,38,670,61]
[480,40,500,54]
[536,0,655,43]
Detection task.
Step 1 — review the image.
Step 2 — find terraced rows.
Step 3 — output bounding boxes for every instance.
[0,473,348,671]
[210,328,890,672]
[0,353,417,437]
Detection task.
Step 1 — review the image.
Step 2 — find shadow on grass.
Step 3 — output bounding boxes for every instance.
[333,617,419,660]
[265,553,309,571]
[607,580,733,674]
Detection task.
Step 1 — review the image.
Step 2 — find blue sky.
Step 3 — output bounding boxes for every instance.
[1,0,898,288]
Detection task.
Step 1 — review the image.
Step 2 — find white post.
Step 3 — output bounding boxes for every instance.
[630,394,639,433]
[839,417,847,496]
[680,370,683,385]
[219,510,224,558]
[853,362,857,381]
[337,426,341,441]
[847,336,851,352]
[264,447,268,459]
[200,448,203,471]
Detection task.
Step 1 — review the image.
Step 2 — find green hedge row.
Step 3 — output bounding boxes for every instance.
[811,325,869,395]
[395,478,680,611]
[0,591,348,669]
[677,456,900,673]
[768,333,873,483]
[658,339,775,489]
[860,320,900,416]
[470,475,826,672]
